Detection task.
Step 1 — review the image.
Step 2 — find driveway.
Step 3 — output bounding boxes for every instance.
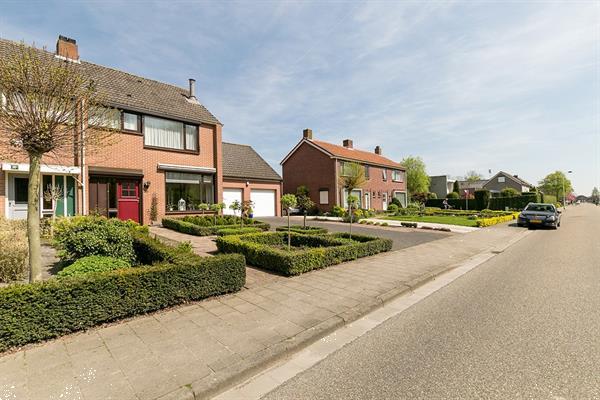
[259,216,451,251]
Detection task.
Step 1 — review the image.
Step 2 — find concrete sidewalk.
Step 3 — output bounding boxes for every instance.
[0,223,527,400]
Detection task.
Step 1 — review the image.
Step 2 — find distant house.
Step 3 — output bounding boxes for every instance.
[281,129,406,212]
[457,180,487,198]
[483,171,534,196]
[222,143,282,217]
[429,175,456,199]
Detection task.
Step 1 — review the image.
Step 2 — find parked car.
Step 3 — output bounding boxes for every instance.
[517,203,561,229]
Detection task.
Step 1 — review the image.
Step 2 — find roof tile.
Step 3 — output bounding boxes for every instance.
[310,140,404,169]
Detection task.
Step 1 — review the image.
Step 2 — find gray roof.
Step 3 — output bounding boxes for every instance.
[222,142,282,181]
[0,38,220,126]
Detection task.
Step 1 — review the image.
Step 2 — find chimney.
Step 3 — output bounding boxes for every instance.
[188,78,196,99]
[55,35,79,62]
[375,146,382,155]
[303,128,313,140]
[343,139,353,149]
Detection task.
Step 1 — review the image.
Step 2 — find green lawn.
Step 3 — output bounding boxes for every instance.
[383,215,479,227]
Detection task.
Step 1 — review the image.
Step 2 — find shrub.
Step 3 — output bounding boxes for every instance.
[401,222,418,228]
[446,191,460,199]
[332,205,347,217]
[53,216,137,264]
[500,188,519,198]
[381,222,389,226]
[162,217,269,236]
[57,256,130,278]
[216,232,392,276]
[489,193,541,211]
[386,204,399,213]
[0,254,246,352]
[0,218,28,283]
[217,227,263,236]
[390,197,402,207]
[132,233,192,265]
[474,190,491,210]
[476,213,519,227]
[275,225,328,235]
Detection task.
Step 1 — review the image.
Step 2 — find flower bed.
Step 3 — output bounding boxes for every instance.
[475,213,519,227]
[275,225,329,235]
[162,215,270,236]
[216,232,392,276]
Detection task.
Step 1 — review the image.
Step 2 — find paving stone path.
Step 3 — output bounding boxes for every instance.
[0,223,526,400]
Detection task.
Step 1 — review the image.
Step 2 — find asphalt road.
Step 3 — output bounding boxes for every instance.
[262,204,600,399]
[260,216,450,251]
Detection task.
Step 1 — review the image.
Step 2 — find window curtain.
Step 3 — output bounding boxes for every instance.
[144,116,184,149]
[185,125,198,151]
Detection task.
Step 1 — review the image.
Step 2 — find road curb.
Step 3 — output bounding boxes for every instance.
[165,227,534,400]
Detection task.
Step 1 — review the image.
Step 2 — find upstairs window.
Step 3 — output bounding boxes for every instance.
[498,176,505,183]
[123,112,141,132]
[392,170,404,182]
[382,169,387,181]
[143,116,198,152]
[88,107,120,129]
[365,165,370,179]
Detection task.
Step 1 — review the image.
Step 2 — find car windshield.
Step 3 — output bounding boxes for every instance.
[525,204,555,212]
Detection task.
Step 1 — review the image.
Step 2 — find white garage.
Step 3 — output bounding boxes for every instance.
[223,188,243,215]
[250,189,276,217]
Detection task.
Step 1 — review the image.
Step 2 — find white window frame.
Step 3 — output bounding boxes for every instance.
[393,191,407,208]
[382,169,387,181]
[319,189,329,205]
[342,188,363,208]
[392,170,404,182]
[498,176,506,183]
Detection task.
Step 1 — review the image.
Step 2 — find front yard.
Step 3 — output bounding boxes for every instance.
[383,215,479,227]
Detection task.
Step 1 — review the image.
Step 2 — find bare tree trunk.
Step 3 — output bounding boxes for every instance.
[287,212,291,250]
[27,153,42,282]
[303,211,307,229]
[349,204,353,239]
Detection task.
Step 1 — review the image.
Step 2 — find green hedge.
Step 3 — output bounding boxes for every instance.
[489,192,540,210]
[0,253,245,352]
[162,217,270,236]
[57,256,131,278]
[275,225,329,235]
[217,227,263,236]
[216,232,392,276]
[425,198,477,210]
[132,233,192,265]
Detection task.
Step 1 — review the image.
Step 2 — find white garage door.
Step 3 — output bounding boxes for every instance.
[223,188,243,215]
[251,189,276,217]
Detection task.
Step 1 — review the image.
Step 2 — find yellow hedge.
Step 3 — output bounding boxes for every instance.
[476,213,519,227]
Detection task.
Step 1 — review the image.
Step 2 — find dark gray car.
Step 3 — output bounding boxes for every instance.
[517,203,561,229]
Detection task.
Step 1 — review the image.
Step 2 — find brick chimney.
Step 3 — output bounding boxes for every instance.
[303,128,313,140]
[343,139,353,149]
[375,146,382,155]
[55,35,79,62]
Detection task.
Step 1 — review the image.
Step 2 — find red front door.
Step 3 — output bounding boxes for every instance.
[117,180,140,223]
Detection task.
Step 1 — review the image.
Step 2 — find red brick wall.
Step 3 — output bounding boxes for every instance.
[340,161,406,210]
[282,142,337,212]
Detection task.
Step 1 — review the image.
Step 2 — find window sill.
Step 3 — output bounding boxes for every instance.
[145,145,199,155]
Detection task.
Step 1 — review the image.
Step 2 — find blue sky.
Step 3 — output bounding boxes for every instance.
[1,0,598,194]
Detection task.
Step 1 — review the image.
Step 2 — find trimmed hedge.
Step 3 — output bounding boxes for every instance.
[57,256,130,278]
[216,232,392,276]
[489,193,540,211]
[162,217,270,236]
[476,213,519,227]
[217,227,263,236]
[0,253,245,352]
[132,233,193,265]
[275,225,329,235]
[425,198,476,210]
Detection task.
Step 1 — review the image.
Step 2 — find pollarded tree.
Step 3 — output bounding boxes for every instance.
[296,186,315,229]
[281,194,297,250]
[339,162,367,238]
[401,156,430,199]
[0,42,116,282]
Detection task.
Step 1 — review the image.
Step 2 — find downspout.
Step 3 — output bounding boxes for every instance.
[80,99,87,215]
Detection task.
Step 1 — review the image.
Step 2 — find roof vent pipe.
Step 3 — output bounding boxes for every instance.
[188,78,196,99]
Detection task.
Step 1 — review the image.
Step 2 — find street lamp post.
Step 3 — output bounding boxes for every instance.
[563,170,573,210]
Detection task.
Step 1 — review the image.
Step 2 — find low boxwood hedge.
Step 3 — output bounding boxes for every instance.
[0,253,245,352]
[216,232,392,276]
[217,227,263,236]
[162,217,270,236]
[275,225,328,235]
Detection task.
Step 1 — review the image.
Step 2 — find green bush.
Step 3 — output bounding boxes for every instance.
[216,232,392,276]
[0,218,28,282]
[53,216,137,264]
[132,233,193,265]
[446,192,460,199]
[57,256,130,278]
[489,192,541,210]
[162,217,270,236]
[0,254,246,352]
[217,227,263,236]
[474,190,491,210]
[500,188,519,197]
[275,225,329,234]
[332,205,347,217]
[386,204,399,213]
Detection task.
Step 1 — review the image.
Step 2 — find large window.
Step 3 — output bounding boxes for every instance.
[144,116,198,151]
[392,170,404,182]
[165,172,213,212]
[88,107,121,129]
[123,112,141,132]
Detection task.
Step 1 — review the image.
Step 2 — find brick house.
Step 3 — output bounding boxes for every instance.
[281,129,407,212]
[222,142,282,217]
[0,35,224,224]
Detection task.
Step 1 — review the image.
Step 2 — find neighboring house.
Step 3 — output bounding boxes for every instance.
[0,35,223,224]
[281,129,407,212]
[457,180,487,198]
[222,142,282,217]
[429,175,456,199]
[483,171,534,196]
